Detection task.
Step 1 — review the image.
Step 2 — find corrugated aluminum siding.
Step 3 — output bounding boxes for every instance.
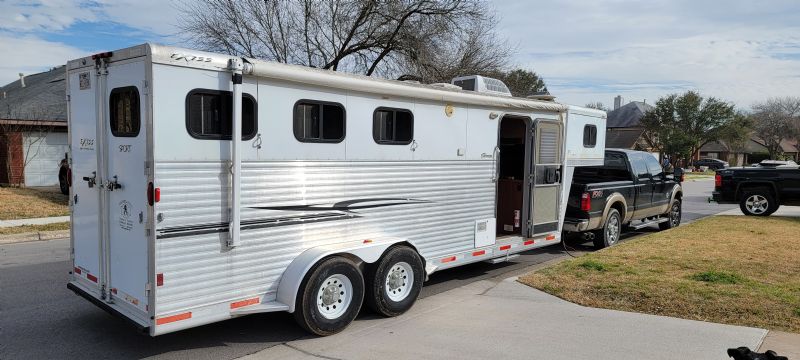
[154,160,494,314]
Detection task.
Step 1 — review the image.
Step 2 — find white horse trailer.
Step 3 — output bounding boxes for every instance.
[65,44,606,336]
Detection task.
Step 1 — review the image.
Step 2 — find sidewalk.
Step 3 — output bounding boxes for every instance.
[0,216,69,228]
[243,277,772,360]
[718,206,800,217]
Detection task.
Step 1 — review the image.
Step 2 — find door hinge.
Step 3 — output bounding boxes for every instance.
[144,161,152,176]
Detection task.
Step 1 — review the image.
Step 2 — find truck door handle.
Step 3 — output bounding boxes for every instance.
[82,171,96,188]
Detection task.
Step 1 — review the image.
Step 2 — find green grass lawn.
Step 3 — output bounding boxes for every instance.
[520,216,800,333]
[0,187,69,220]
[0,221,70,235]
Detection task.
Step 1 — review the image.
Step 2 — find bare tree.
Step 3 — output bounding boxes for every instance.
[178,0,511,81]
[750,97,800,159]
[584,102,608,111]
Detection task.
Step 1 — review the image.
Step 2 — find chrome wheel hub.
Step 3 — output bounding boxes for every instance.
[745,195,768,214]
[606,216,619,244]
[385,262,413,302]
[317,274,352,319]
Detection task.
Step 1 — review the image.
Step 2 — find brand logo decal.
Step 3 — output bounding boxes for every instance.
[171,53,213,63]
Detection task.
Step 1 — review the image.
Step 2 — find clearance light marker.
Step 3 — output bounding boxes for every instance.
[472,250,486,257]
[441,256,456,263]
[499,245,511,251]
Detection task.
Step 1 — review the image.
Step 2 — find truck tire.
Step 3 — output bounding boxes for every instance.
[294,256,364,336]
[739,189,778,216]
[593,208,621,249]
[658,199,682,230]
[365,246,424,317]
[59,170,69,195]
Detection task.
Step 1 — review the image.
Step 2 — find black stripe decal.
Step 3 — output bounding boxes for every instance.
[156,213,357,239]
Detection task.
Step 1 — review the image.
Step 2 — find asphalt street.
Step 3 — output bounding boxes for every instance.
[0,179,733,360]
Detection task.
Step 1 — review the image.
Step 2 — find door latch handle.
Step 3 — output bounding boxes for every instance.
[105,175,122,191]
[82,171,96,188]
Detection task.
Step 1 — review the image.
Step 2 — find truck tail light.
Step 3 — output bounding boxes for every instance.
[714,174,722,187]
[580,192,591,211]
[147,182,160,206]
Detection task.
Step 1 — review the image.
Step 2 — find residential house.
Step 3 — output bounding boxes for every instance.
[604,97,658,154]
[0,67,68,187]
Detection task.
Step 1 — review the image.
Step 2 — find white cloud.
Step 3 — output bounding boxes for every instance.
[0,0,98,32]
[493,0,800,108]
[0,33,86,84]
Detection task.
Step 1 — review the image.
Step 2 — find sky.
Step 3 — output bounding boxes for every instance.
[1,0,799,109]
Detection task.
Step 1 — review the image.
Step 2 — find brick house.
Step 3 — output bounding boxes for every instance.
[0,66,68,187]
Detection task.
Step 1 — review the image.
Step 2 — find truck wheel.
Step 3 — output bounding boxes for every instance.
[294,256,364,336]
[59,171,69,195]
[593,208,621,249]
[365,246,424,317]
[658,199,681,230]
[739,190,778,216]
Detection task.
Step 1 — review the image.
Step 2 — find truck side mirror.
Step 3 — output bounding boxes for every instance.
[673,167,684,183]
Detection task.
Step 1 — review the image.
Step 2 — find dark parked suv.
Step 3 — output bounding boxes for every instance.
[692,158,728,170]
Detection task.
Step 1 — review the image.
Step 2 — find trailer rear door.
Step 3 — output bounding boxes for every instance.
[529,119,563,236]
[70,57,149,314]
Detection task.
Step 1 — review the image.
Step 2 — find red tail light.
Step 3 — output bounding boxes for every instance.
[714,174,722,187]
[147,182,160,205]
[580,192,591,211]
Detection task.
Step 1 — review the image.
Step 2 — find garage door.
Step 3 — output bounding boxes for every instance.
[23,131,68,187]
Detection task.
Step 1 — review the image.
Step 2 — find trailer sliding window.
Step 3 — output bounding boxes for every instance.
[185,89,257,140]
[373,108,413,145]
[293,100,345,143]
[110,86,140,137]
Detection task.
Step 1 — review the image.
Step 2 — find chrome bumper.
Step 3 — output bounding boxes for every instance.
[563,218,589,232]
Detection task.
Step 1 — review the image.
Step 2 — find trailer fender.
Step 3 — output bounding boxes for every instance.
[276,237,417,313]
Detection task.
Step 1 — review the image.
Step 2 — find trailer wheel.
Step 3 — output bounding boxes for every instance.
[293,256,364,336]
[593,208,621,249]
[365,246,424,317]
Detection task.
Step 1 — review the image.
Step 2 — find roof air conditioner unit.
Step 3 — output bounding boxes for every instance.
[451,75,512,97]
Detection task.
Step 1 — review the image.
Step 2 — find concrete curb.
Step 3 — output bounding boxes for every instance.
[0,230,70,244]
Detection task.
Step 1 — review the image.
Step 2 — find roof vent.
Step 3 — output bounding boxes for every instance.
[19,73,25,88]
[451,75,511,96]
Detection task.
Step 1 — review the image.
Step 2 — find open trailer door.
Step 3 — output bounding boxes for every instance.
[528,119,563,236]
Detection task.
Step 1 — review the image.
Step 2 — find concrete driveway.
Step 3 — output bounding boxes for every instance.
[244,276,767,360]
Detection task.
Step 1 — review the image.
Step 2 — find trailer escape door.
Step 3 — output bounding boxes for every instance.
[529,119,563,236]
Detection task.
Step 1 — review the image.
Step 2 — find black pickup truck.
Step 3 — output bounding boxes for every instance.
[564,149,683,248]
[712,160,800,216]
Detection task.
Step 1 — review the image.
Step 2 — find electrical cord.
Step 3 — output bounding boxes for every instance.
[561,232,582,258]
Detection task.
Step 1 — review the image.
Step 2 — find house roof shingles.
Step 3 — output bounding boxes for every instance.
[0,66,67,122]
[606,127,645,149]
[606,101,653,128]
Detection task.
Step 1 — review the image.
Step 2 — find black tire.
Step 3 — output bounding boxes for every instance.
[739,189,778,216]
[365,246,424,317]
[593,208,621,249]
[659,199,682,230]
[59,171,69,195]
[293,256,364,336]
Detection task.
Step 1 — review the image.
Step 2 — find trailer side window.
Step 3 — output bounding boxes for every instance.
[186,89,257,140]
[373,108,413,145]
[293,100,345,143]
[110,86,140,137]
[583,124,597,147]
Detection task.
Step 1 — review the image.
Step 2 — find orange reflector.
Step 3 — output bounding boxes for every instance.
[363,239,373,244]
[231,297,260,309]
[441,256,456,263]
[87,273,98,283]
[499,245,511,251]
[524,240,534,246]
[74,267,82,274]
[156,312,192,325]
[472,250,486,256]
[546,234,556,241]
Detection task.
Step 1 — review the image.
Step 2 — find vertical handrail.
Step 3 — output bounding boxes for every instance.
[228,58,244,248]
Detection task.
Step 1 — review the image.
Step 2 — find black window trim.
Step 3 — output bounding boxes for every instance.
[184,88,258,141]
[109,86,141,138]
[292,99,346,144]
[372,106,414,145]
[583,124,597,148]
